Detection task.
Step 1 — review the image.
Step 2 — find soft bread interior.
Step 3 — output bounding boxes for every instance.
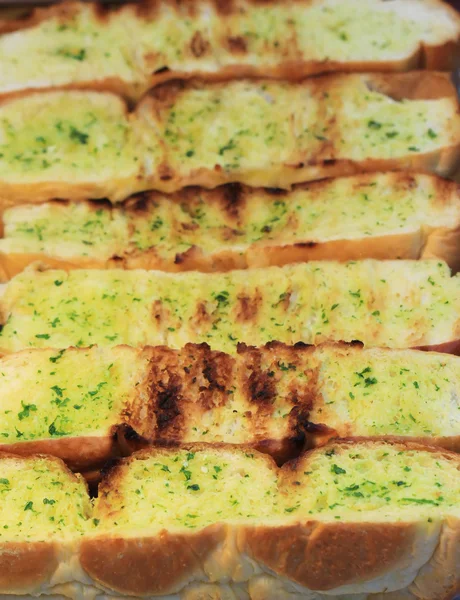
[0,260,458,353]
[0,172,458,275]
[91,446,279,536]
[0,453,90,542]
[0,73,458,203]
[0,91,142,202]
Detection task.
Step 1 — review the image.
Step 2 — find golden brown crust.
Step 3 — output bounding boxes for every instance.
[244,521,423,591]
[414,339,460,356]
[80,525,228,596]
[0,434,117,471]
[0,542,59,594]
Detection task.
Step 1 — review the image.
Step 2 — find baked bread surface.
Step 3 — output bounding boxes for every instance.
[1,342,459,471]
[0,172,459,279]
[0,0,458,100]
[0,73,458,204]
[0,260,458,354]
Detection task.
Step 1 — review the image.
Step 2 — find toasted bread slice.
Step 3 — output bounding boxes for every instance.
[0,343,316,468]
[0,260,458,355]
[0,90,143,205]
[0,342,459,472]
[140,72,460,192]
[0,172,459,280]
[79,441,460,598]
[0,0,459,100]
[0,346,152,470]
[0,452,91,596]
[310,344,460,452]
[0,73,457,204]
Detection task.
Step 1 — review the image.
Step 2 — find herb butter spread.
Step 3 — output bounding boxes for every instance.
[0,260,458,353]
[0,346,148,443]
[90,442,460,539]
[0,455,90,541]
[0,173,458,267]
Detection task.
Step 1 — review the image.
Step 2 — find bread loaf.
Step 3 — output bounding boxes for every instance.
[1,172,459,280]
[0,0,458,100]
[0,452,90,597]
[0,73,458,205]
[0,260,458,355]
[0,441,458,598]
[79,441,460,599]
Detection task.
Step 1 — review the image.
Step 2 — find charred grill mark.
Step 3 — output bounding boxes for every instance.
[155,374,182,433]
[190,31,209,57]
[236,289,262,322]
[203,362,226,392]
[153,66,171,75]
[196,347,235,410]
[222,183,244,219]
[248,369,277,405]
[194,301,211,325]
[227,36,247,53]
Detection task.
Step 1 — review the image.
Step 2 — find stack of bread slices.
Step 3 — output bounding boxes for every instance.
[0,1,459,598]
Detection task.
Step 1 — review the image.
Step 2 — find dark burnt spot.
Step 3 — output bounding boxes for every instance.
[153,66,171,75]
[222,183,244,219]
[174,245,198,265]
[190,31,209,57]
[293,341,312,350]
[119,424,143,442]
[99,457,123,482]
[261,225,271,233]
[295,241,317,248]
[155,374,182,433]
[126,192,150,213]
[227,36,247,53]
[265,187,287,196]
[248,370,276,405]
[323,159,337,166]
[203,362,226,392]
